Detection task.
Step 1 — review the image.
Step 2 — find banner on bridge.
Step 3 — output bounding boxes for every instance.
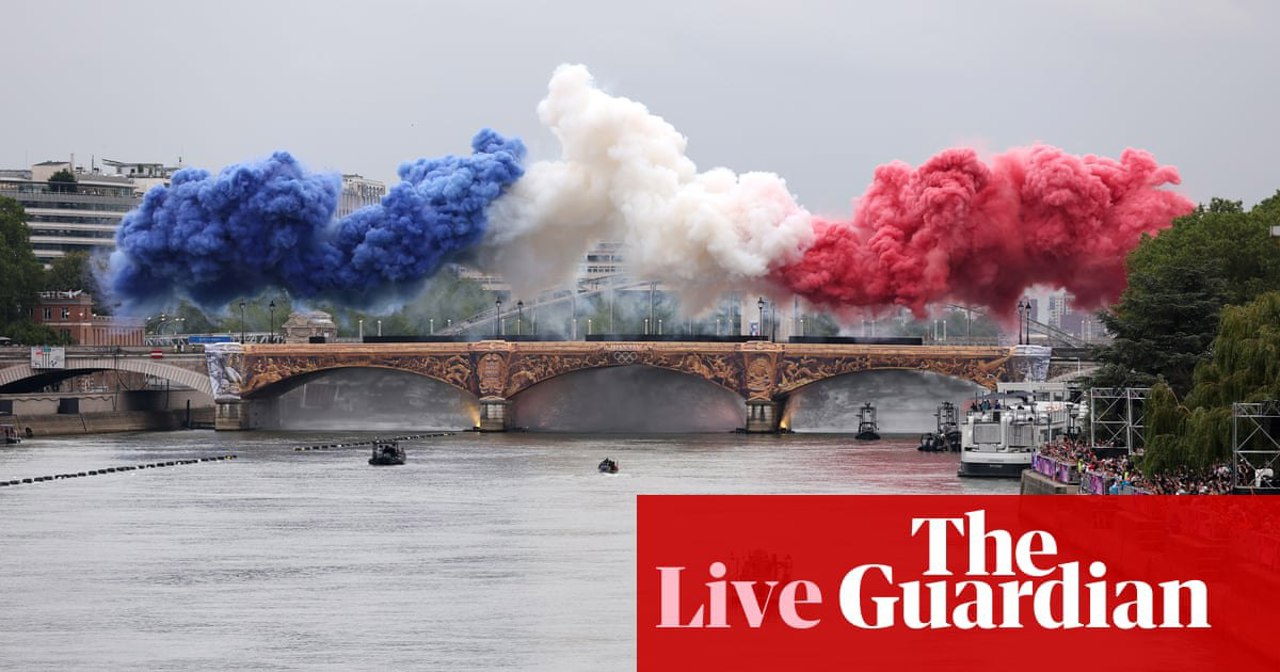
[29,346,65,369]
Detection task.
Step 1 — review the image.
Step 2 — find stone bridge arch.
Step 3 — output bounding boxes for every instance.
[0,356,213,396]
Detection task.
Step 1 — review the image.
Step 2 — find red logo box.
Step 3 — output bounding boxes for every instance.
[638,495,1280,671]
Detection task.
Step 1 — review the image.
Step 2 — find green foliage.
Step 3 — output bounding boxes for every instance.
[1140,292,1280,473]
[1091,192,1280,395]
[47,169,78,194]
[0,197,45,336]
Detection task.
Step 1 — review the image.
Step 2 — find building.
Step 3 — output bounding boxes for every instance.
[1046,292,1074,329]
[30,291,144,346]
[337,174,386,218]
[0,161,148,266]
[281,311,338,344]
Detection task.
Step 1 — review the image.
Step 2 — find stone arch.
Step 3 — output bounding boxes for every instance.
[0,358,214,396]
[502,349,744,399]
[242,364,480,402]
[506,364,748,432]
[774,352,1009,398]
[236,354,477,399]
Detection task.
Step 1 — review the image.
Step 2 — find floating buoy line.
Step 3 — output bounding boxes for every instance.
[292,433,453,452]
[0,454,238,488]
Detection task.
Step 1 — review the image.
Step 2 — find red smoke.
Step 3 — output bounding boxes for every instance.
[771,145,1194,317]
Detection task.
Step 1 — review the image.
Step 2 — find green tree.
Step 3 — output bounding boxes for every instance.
[0,197,46,338]
[1141,292,1280,473]
[47,168,78,194]
[1091,193,1280,396]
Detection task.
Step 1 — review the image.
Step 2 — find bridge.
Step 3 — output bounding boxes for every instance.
[205,340,1052,432]
[0,348,213,396]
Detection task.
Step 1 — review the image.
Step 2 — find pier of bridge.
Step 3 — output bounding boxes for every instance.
[205,340,1051,432]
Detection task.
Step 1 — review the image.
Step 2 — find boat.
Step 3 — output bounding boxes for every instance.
[598,457,619,474]
[918,402,962,452]
[368,440,405,466]
[957,383,1082,478]
[1,424,20,445]
[855,402,880,441]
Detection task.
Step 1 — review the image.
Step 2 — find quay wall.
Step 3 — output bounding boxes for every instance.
[7,408,215,437]
[1020,468,1077,495]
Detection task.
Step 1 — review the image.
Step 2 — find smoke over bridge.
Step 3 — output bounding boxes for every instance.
[106,65,1194,318]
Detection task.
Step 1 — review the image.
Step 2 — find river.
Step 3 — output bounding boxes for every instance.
[0,430,1014,671]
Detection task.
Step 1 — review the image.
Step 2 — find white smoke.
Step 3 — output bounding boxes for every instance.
[480,64,815,311]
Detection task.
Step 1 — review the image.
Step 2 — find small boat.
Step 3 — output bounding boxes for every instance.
[1,424,20,445]
[368,440,405,466]
[918,402,962,452]
[598,457,619,474]
[855,402,880,441]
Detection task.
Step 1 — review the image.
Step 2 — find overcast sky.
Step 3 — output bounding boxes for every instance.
[5,0,1277,214]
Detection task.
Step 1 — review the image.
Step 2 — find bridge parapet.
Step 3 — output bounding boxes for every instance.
[208,340,1034,401]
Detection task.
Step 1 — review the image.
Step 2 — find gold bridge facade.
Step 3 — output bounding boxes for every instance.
[210,340,1034,432]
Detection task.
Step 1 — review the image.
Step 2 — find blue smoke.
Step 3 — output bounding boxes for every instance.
[107,129,525,311]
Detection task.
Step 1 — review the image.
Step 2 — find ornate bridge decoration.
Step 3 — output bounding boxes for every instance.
[209,341,1035,404]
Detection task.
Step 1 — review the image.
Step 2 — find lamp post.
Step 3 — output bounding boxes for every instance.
[800,318,806,337]
[1016,300,1028,345]
[716,318,722,336]
[495,297,503,337]
[757,297,765,339]
[516,300,523,337]
[657,318,662,335]
[239,301,246,343]
[644,317,650,335]
[429,318,434,335]
[377,319,382,337]
[358,319,364,340]
[588,318,592,336]
[268,300,276,343]
[649,281,657,335]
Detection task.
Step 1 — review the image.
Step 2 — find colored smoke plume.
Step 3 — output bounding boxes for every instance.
[479,64,814,309]
[107,130,524,311]
[105,63,1193,320]
[771,146,1195,316]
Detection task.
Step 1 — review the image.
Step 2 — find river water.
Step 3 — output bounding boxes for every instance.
[0,430,1014,671]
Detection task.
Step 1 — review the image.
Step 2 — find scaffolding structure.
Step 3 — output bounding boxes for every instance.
[1089,387,1149,453]
[1232,401,1280,492]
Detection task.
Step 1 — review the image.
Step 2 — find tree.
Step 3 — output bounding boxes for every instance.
[0,197,45,336]
[1090,193,1280,396]
[1141,291,1280,473]
[47,168,78,194]
[44,251,94,291]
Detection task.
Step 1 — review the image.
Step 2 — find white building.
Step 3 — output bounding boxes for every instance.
[337,174,386,218]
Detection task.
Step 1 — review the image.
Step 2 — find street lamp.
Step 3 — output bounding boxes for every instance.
[268,300,276,344]
[657,318,662,335]
[239,301,246,343]
[429,318,434,335]
[377,319,382,337]
[649,281,657,335]
[757,297,765,339]
[516,300,523,337]
[495,297,503,337]
[1016,300,1028,345]
[358,319,364,340]
[588,318,593,336]
[644,317,650,335]
[716,318,722,336]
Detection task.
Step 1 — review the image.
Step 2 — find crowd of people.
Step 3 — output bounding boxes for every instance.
[1036,439,1240,495]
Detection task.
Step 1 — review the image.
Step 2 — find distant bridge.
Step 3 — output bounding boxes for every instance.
[0,348,212,396]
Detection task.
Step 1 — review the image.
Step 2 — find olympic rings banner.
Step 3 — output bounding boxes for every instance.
[637,495,1280,671]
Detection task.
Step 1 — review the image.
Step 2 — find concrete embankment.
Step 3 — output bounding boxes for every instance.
[7,408,216,438]
[1020,468,1077,495]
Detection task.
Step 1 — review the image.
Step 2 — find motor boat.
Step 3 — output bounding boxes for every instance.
[1,424,20,445]
[957,383,1082,478]
[368,440,406,466]
[918,402,962,452]
[598,458,619,474]
[855,402,880,441]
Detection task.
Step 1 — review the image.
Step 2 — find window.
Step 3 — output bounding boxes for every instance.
[61,308,71,320]
[43,308,52,320]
